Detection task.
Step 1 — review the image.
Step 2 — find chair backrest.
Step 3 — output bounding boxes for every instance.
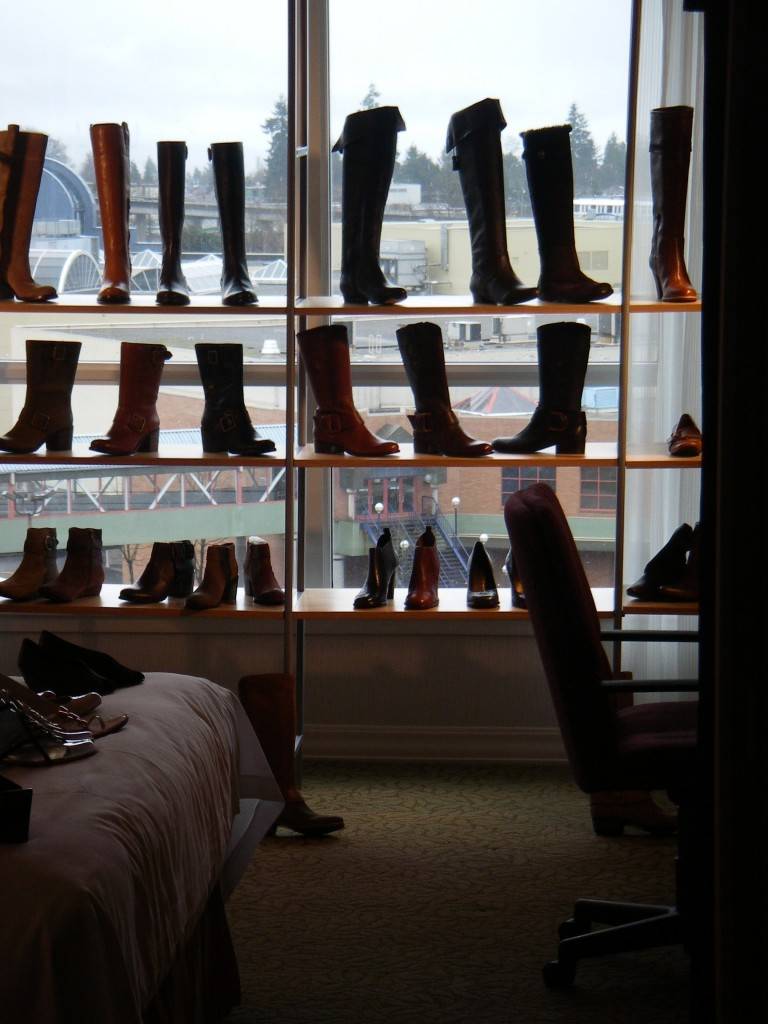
[504,483,617,791]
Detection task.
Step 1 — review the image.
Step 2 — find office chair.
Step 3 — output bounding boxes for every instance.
[503,483,698,988]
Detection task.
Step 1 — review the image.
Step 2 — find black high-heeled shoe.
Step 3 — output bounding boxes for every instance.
[353,528,399,609]
[466,541,499,609]
[38,631,144,689]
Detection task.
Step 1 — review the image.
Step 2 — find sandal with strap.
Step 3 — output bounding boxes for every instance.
[83,711,129,739]
[0,690,96,766]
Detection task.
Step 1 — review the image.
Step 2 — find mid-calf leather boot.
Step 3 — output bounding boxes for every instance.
[626,522,694,600]
[90,122,131,304]
[90,342,172,455]
[119,540,195,603]
[0,339,81,454]
[244,537,285,605]
[186,542,238,610]
[396,321,492,456]
[195,343,276,455]
[446,99,537,305]
[208,142,257,306]
[353,528,399,608]
[493,322,590,454]
[38,630,144,689]
[39,527,104,603]
[466,540,499,609]
[0,528,58,601]
[333,107,407,305]
[405,526,440,610]
[649,106,697,302]
[238,673,345,836]
[521,125,613,303]
[0,128,57,302]
[297,324,399,456]
[156,141,190,306]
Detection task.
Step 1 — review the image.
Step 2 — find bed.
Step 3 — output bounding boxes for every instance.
[0,672,283,1024]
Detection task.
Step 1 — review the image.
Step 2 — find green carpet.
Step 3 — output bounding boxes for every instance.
[225,762,689,1023]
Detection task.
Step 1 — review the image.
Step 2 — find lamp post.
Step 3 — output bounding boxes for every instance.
[374,501,384,526]
[451,495,461,537]
[399,538,410,584]
[479,533,488,545]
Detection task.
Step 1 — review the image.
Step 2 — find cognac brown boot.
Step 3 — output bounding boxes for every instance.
[0,129,57,302]
[90,122,131,304]
[404,526,440,610]
[185,543,238,610]
[649,106,697,302]
[39,528,104,603]
[590,790,678,837]
[156,141,190,306]
[396,321,492,456]
[238,673,345,836]
[0,528,58,601]
[0,339,81,454]
[297,324,399,456]
[90,342,172,455]
[244,537,285,605]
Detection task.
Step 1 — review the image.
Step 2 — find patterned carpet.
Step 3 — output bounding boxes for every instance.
[225,762,689,1024]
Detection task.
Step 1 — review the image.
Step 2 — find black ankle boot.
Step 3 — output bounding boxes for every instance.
[353,528,398,608]
[195,343,276,455]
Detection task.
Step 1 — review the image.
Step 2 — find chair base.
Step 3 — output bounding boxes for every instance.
[543,898,682,988]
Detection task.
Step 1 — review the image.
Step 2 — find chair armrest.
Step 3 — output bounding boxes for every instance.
[600,629,699,643]
[600,678,699,693]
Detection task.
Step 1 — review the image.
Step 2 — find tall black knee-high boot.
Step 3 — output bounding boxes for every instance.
[333,106,407,305]
[208,141,257,306]
[492,322,591,454]
[649,106,697,302]
[156,141,190,306]
[521,124,613,303]
[446,98,537,305]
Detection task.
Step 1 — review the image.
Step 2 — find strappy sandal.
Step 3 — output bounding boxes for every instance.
[0,672,96,733]
[0,691,96,766]
[37,690,102,717]
[83,711,129,739]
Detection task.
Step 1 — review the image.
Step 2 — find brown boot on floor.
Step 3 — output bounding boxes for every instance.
[238,672,344,836]
[589,790,678,837]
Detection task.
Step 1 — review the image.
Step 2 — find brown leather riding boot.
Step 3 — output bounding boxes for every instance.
[90,342,172,455]
[296,324,399,456]
[185,542,238,610]
[0,129,57,302]
[0,339,81,454]
[238,673,344,836]
[590,790,678,837]
[404,526,440,610]
[39,528,104,603]
[0,528,58,601]
[244,537,285,605]
[90,122,131,304]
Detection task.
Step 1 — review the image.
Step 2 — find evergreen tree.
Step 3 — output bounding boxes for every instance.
[129,160,142,186]
[567,103,599,196]
[502,150,530,216]
[261,96,288,202]
[360,83,380,110]
[435,152,463,207]
[393,145,440,201]
[143,157,158,185]
[598,132,626,194]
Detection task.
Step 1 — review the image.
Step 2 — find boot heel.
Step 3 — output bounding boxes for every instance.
[137,430,159,453]
[46,427,73,451]
[314,440,344,454]
[650,266,664,300]
[412,437,443,456]
[168,571,195,598]
[556,439,586,455]
[223,576,239,603]
[200,429,225,453]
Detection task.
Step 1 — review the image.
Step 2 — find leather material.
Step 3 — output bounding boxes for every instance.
[334,106,407,305]
[396,322,492,456]
[0,129,57,302]
[0,339,80,454]
[447,99,537,305]
[649,106,697,302]
[39,527,104,603]
[353,528,398,608]
[38,630,144,689]
[297,324,399,455]
[626,523,693,600]
[156,141,190,305]
[466,540,499,608]
[238,673,344,836]
[195,343,276,455]
[668,412,702,456]
[243,537,285,605]
[521,124,613,302]
[404,526,439,610]
[119,540,195,603]
[0,528,58,601]
[90,342,171,455]
[658,522,700,602]
[492,322,590,453]
[185,542,238,610]
[90,123,131,304]
[208,142,257,306]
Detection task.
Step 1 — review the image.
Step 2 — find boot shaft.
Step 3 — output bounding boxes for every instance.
[90,123,131,256]
[157,141,187,248]
[24,339,81,395]
[1,131,48,257]
[650,106,694,235]
[0,125,20,243]
[536,322,591,412]
[116,342,172,410]
[521,124,576,249]
[296,324,354,411]
[195,343,246,403]
[208,142,246,256]
[237,673,298,794]
[396,322,451,411]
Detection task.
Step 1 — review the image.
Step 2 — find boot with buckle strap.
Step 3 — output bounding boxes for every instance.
[0,528,58,602]
[39,527,104,603]
[195,343,276,455]
[0,339,81,454]
[90,342,172,455]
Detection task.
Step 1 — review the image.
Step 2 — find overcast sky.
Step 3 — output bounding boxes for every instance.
[1,0,631,175]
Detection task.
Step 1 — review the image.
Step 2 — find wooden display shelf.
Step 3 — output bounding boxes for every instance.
[0,295,288,315]
[296,294,623,317]
[625,447,702,468]
[0,583,285,619]
[622,593,699,616]
[294,586,615,620]
[0,445,286,468]
[294,441,617,469]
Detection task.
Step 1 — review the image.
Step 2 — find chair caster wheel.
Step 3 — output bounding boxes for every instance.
[558,918,590,940]
[543,959,576,989]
